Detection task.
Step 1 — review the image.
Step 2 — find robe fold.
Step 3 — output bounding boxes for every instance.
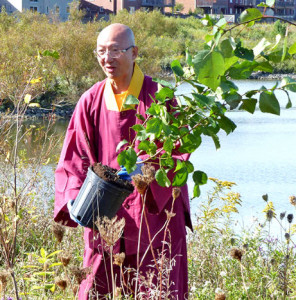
[54,74,192,299]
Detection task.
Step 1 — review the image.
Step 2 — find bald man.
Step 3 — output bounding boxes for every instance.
[54,23,192,299]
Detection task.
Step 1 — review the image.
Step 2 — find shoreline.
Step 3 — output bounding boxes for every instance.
[1,72,295,120]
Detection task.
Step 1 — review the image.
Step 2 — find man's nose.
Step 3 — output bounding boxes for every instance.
[104,51,114,62]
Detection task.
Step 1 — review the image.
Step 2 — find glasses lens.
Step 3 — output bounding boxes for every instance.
[96,49,121,59]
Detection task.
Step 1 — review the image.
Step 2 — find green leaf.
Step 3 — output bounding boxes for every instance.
[33,271,55,276]
[253,38,271,57]
[132,124,144,132]
[239,8,262,23]
[266,0,275,6]
[197,51,225,91]
[234,42,254,61]
[48,262,62,268]
[116,139,128,152]
[193,184,201,198]
[152,78,174,89]
[282,33,288,62]
[171,60,184,76]
[40,248,46,258]
[259,91,280,115]
[220,39,234,58]
[184,161,194,173]
[179,134,202,153]
[164,138,174,154]
[136,114,145,122]
[155,168,171,187]
[217,115,237,135]
[146,118,162,137]
[281,77,296,92]
[47,250,62,258]
[288,42,296,55]
[253,61,273,73]
[286,94,292,109]
[147,103,160,116]
[239,98,257,114]
[122,95,139,110]
[155,87,175,103]
[224,92,242,110]
[42,50,60,59]
[138,140,150,152]
[117,148,137,173]
[160,153,175,168]
[193,170,208,185]
[172,168,188,187]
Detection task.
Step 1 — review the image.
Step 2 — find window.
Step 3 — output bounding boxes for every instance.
[67,6,70,13]
[55,6,60,13]
[230,0,232,3]
[229,7,232,13]
[129,6,135,13]
[99,7,104,12]
[30,6,38,11]
[30,0,38,2]
[47,6,49,13]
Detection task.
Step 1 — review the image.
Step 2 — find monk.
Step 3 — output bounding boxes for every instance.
[54,23,192,299]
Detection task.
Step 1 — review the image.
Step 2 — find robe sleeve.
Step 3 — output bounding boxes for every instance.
[54,92,97,227]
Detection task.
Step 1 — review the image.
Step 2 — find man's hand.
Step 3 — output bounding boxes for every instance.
[118,158,143,182]
[67,200,84,226]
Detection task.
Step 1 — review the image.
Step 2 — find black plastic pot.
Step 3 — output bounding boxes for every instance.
[70,167,132,229]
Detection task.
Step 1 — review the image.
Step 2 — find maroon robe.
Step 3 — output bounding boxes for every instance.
[54,75,192,299]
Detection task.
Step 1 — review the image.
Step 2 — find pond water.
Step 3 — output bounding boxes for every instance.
[5,79,296,232]
[178,80,296,230]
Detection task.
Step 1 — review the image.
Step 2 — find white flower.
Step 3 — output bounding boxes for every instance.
[220,271,227,277]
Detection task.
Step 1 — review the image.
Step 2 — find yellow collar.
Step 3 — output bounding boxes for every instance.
[104,63,144,112]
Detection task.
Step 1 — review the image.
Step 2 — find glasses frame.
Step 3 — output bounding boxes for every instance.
[94,45,135,59]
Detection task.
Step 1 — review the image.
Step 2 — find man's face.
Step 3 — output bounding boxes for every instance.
[96,28,137,84]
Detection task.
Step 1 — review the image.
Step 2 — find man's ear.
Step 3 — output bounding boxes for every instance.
[132,46,138,60]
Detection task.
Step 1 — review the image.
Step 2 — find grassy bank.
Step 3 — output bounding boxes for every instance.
[1,9,296,110]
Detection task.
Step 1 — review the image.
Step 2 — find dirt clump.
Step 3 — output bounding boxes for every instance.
[92,163,134,192]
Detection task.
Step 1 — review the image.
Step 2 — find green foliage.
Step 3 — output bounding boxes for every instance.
[273,20,287,37]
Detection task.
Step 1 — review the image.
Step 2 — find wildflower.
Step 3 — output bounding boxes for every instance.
[229,248,243,261]
[220,271,227,277]
[55,278,68,290]
[52,222,65,243]
[289,195,296,206]
[266,209,274,221]
[280,212,286,220]
[95,216,125,247]
[284,233,290,240]
[243,243,249,250]
[113,253,125,266]
[215,288,226,300]
[270,258,276,265]
[172,187,181,200]
[287,214,294,224]
[132,174,148,195]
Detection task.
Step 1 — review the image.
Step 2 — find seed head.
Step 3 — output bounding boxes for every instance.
[69,266,91,284]
[59,252,72,267]
[0,270,9,288]
[141,164,156,184]
[55,278,68,290]
[113,252,125,266]
[289,196,296,206]
[230,237,235,246]
[215,288,226,300]
[96,216,125,247]
[172,187,181,200]
[243,243,249,251]
[132,174,148,195]
[52,222,65,243]
[280,212,286,220]
[287,214,294,224]
[266,209,274,221]
[229,248,243,261]
[284,233,290,240]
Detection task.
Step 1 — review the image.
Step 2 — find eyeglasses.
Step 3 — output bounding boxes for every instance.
[94,45,135,59]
